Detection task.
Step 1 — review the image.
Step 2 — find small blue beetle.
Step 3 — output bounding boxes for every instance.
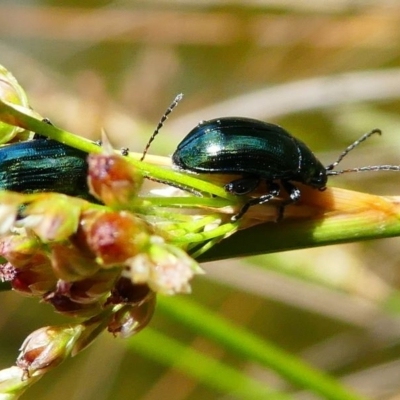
[0,116,98,202]
[172,117,400,220]
[142,97,400,221]
[0,135,93,200]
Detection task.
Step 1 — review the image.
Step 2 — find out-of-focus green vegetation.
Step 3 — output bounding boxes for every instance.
[2,1,400,399]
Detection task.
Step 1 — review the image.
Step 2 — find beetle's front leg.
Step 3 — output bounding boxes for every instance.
[231,181,280,221]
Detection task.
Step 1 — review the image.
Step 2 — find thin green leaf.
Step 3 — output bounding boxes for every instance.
[157,296,367,400]
[128,327,292,400]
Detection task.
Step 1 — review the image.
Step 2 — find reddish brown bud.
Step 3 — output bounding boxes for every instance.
[75,210,151,266]
[87,153,143,207]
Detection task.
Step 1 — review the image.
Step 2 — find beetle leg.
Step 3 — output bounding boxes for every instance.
[281,181,301,202]
[276,180,301,221]
[120,147,129,156]
[224,175,260,196]
[42,117,53,125]
[231,182,280,221]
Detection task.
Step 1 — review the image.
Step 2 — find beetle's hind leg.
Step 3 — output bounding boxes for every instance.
[231,181,280,221]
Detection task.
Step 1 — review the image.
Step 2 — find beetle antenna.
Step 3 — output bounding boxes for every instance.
[140,93,183,161]
[327,165,400,176]
[325,128,382,171]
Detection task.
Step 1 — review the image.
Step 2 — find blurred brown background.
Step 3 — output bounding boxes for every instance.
[2,1,400,399]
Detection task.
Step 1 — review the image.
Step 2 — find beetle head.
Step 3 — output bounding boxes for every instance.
[304,168,328,189]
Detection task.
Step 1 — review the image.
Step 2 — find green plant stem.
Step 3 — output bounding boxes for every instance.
[199,207,400,261]
[0,99,233,200]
